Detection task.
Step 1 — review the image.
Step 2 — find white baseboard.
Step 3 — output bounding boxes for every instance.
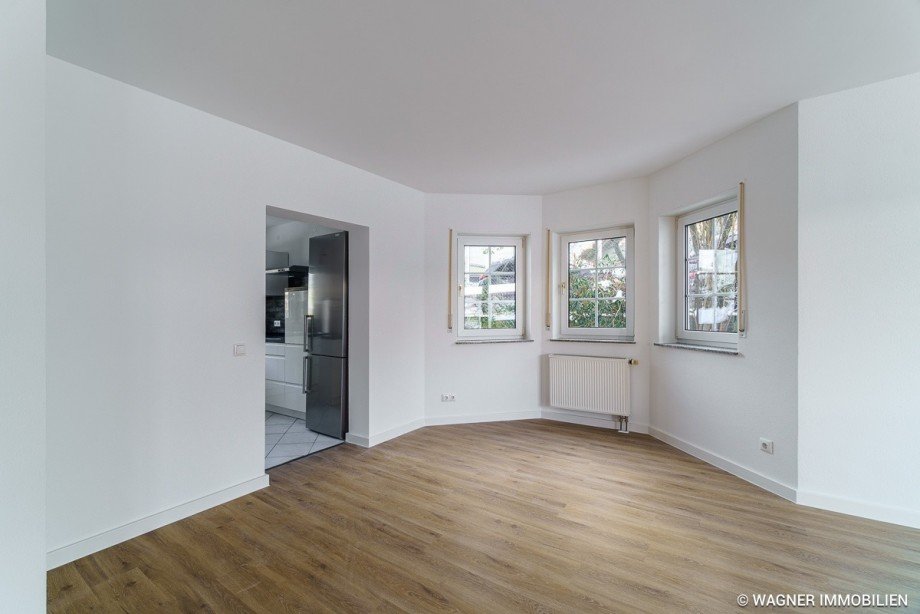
[796,490,920,530]
[46,474,270,570]
[648,427,796,501]
[346,418,427,448]
[427,409,541,426]
[541,408,649,434]
[345,432,370,447]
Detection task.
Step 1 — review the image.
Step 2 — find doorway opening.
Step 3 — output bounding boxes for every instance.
[264,210,351,469]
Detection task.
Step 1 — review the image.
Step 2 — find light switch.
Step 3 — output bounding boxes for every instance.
[233,344,246,356]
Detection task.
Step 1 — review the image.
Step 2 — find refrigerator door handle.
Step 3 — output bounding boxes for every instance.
[302,355,313,394]
[303,314,314,352]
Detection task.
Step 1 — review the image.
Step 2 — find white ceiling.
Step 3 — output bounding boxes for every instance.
[47,1,920,195]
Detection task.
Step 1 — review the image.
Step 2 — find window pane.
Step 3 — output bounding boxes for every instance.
[716,273,737,294]
[687,271,713,296]
[568,300,596,328]
[687,251,699,278]
[597,268,626,298]
[463,299,487,330]
[714,212,738,278]
[714,250,738,275]
[686,219,710,261]
[464,299,485,317]
[464,245,489,274]
[490,246,515,270]
[713,295,737,333]
[687,296,713,332]
[490,273,516,302]
[464,272,484,286]
[490,272,516,289]
[599,237,626,268]
[490,301,516,329]
[569,240,598,269]
[598,299,626,329]
[568,270,595,299]
[714,211,738,251]
[464,274,487,303]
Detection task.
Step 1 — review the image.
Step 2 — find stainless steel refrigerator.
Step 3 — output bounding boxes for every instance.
[303,232,348,439]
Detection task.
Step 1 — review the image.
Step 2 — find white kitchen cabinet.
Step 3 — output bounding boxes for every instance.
[281,382,306,412]
[266,343,285,357]
[265,355,285,381]
[265,379,285,408]
[266,343,306,414]
[284,345,303,385]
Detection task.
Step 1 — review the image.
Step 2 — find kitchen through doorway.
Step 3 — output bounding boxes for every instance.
[264,212,349,469]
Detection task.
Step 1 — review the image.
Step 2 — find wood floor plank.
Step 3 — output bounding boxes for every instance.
[49,420,920,612]
[46,562,100,612]
[88,567,178,612]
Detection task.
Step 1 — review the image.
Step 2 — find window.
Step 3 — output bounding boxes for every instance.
[677,197,739,344]
[558,227,634,339]
[456,235,526,339]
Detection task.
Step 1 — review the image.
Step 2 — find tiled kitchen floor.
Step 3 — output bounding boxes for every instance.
[265,411,344,469]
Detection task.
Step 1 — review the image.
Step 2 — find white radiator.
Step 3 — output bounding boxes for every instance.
[548,354,631,417]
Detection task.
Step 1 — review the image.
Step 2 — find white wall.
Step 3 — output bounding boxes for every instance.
[541,178,651,432]
[0,0,46,609]
[647,106,799,498]
[423,194,544,425]
[798,72,920,528]
[46,58,426,564]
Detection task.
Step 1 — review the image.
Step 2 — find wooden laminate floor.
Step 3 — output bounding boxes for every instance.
[48,420,920,613]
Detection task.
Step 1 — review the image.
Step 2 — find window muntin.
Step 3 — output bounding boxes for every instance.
[678,198,739,344]
[457,236,526,338]
[558,227,634,339]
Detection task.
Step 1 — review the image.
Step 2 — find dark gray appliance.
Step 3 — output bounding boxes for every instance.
[265,296,285,342]
[303,232,348,439]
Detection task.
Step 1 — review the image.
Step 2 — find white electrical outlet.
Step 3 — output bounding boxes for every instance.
[233,344,246,357]
[759,438,774,454]
[440,393,456,402]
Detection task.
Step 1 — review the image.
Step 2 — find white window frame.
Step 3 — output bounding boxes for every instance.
[676,195,739,346]
[557,226,635,340]
[456,234,526,340]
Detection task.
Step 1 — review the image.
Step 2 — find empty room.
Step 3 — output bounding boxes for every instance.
[3,0,920,611]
